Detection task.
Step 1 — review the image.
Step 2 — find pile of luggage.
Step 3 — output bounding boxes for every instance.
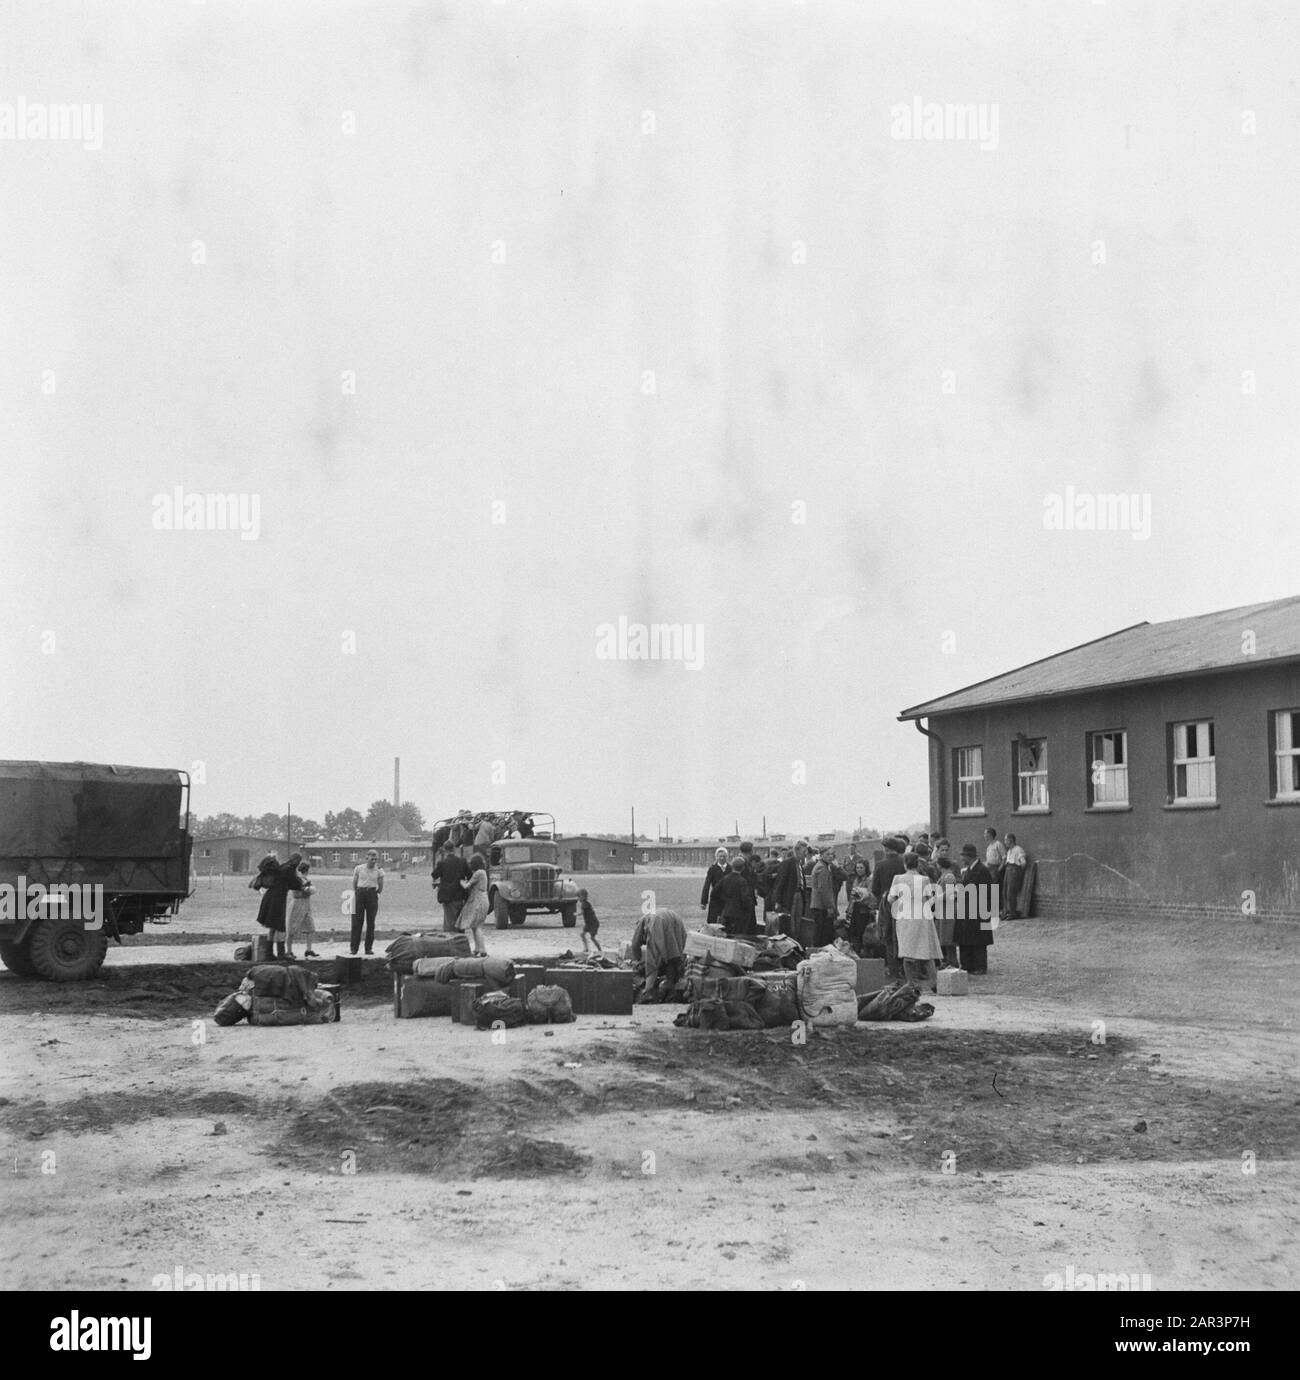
[386,933,581,1026]
[213,964,339,1027]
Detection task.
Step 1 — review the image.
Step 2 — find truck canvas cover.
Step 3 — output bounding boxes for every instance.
[0,760,187,892]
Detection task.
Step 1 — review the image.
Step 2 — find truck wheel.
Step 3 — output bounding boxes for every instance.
[494,895,510,930]
[560,904,577,928]
[0,938,38,978]
[27,917,109,981]
[508,905,527,927]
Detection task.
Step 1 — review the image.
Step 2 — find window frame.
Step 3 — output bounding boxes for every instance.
[1271,708,1300,800]
[1087,728,1130,807]
[1169,719,1217,803]
[953,744,985,815]
[1014,736,1050,812]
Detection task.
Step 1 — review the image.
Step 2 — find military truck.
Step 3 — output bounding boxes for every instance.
[0,760,193,980]
[431,811,582,929]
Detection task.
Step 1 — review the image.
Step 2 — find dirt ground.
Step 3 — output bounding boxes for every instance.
[2,892,1297,1291]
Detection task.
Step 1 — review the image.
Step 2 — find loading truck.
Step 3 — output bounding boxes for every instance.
[431,810,582,929]
[0,760,193,980]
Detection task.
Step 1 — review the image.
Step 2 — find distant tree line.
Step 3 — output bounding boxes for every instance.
[192,800,426,841]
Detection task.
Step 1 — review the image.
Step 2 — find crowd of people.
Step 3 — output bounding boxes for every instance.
[698,828,1030,988]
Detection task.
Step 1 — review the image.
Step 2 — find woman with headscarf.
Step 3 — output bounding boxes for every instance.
[286,860,319,960]
[251,852,303,959]
[700,847,729,926]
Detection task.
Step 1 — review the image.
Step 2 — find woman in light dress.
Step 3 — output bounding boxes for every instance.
[286,860,319,959]
[458,852,490,957]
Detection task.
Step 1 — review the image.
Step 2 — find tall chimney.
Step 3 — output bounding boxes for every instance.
[394,756,400,809]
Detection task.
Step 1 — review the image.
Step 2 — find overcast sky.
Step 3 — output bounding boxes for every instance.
[2,0,1296,838]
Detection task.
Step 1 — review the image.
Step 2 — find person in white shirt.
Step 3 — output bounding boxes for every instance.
[984,827,1006,883]
[1002,833,1027,920]
[886,852,943,992]
[351,851,384,955]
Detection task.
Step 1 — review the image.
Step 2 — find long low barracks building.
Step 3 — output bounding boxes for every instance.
[899,595,1300,920]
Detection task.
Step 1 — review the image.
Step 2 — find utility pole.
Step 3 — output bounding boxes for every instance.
[631,805,635,845]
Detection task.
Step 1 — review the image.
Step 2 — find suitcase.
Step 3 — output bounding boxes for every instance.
[936,967,969,996]
[511,964,547,1000]
[543,967,634,1016]
[854,958,888,996]
[455,981,486,1025]
[253,934,274,963]
[332,955,363,985]
[395,974,460,1019]
[796,916,820,952]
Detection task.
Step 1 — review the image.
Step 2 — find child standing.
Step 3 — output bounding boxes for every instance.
[578,889,603,956]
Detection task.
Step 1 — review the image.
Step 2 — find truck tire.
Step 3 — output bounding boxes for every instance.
[27,917,109,981]
[0,938,39,979]
[508,905,527,926]
[494,894,510,930]
[560,904,577,928]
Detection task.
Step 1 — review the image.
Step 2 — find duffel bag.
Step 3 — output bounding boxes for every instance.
[387,932,470,973]
[754,985,800,1028]
[526,984,574,1024]
[413,956,459,983]
[449,956,514,989]
[474,991,527,1030]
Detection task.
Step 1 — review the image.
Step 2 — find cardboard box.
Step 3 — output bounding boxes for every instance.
[543,967,634,1016]
[683,931,758,971]
[936,967,969,996]
[854,958,888,996]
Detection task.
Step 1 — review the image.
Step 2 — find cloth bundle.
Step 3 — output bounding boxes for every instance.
[674,998,765,1031]
[857,982,935,1022]
[386,932,471,973]
[795,947,859,1027]
[212,964,338,1027]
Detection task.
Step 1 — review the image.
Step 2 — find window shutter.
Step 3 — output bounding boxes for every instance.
[1165,722,1175,802]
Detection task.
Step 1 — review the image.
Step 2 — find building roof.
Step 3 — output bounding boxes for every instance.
[900,595,1300,720]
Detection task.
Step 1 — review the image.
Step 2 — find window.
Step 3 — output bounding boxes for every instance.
[1088,730,1129,806]
[1172,720,1215,801]
[954,746,984,813]
[1015,737,1049,809]
[1272,710,1300,798]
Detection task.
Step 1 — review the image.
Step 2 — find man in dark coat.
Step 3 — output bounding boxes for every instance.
[431,843,470,932]
[714,857,758,936]
[870,836,908,978]
[770,842,807,934]
[956,843,995,973]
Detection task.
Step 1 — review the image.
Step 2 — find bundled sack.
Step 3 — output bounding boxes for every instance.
[683,954,743,1001]
[245,964,318,1003]
[699,974,767,1006]
[396,976,459,1019]
[526,984,575,1024]
[233,942,253,962]
[796,947,859,1027]
[213,989,252,1026]
[386,932,471,973]
[753,984,800,1029]
[673,999,766,1031]
[858,982,934,1022]
[247,988,337,1026]
[473,990,527,1030]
